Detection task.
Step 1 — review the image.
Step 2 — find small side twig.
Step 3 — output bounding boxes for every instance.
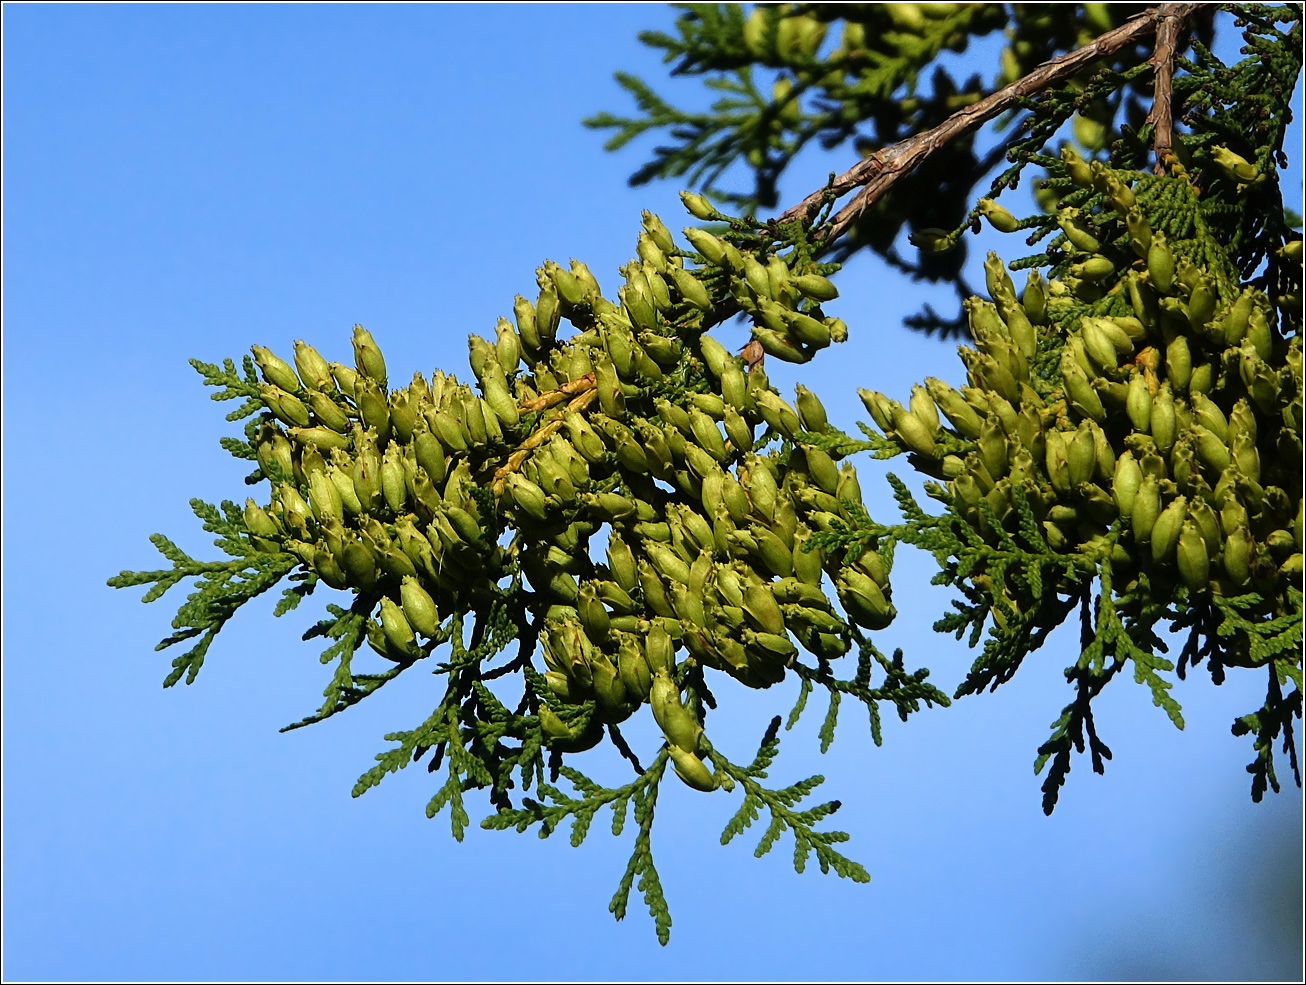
[492,382,598,493]
[519,372,596,413]
[607,723,645,775]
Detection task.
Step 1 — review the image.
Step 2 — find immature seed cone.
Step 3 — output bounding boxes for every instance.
[351,325,387,387]
[667,744,718,792]
[1177,521,1210,592]
[649,673,703,752]
[252,345,302,393]
[978,198,1019,233]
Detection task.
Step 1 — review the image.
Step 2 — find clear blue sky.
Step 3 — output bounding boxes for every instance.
[4,4,1301,980]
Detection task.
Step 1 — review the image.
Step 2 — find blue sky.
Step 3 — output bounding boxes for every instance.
[4,4,1302,980]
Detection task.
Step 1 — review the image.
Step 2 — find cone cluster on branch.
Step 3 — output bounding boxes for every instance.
[110,5,1304,945]
[862,162,1302,640]
[239,201,888,790]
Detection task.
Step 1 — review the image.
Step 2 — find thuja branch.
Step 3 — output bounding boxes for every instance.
[779,2,1212,244]
[114,2,1302,945]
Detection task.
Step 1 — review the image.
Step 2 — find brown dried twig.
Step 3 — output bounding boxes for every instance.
[492,381,598,493]
[519,372,596,413]
[778,3,1210,247]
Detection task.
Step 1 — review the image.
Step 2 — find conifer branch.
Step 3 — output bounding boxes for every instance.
[780,3,1212,244]
[115,4,1302,946]
[710,720,869,884]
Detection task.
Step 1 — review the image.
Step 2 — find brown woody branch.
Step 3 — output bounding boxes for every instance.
[778,3,1210,247]
[1145,5,1191,174]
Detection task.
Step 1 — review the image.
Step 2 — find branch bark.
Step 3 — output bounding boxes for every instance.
[778,2,1211,246]
[1145,4,1192,173]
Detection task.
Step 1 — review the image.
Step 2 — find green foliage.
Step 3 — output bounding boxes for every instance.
[596,2,1301,815]
[587,2,1206,334]
[107,500,299,686]
[853,151,1302,812]
[112,1,1302,945]
[113,194,946,942]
